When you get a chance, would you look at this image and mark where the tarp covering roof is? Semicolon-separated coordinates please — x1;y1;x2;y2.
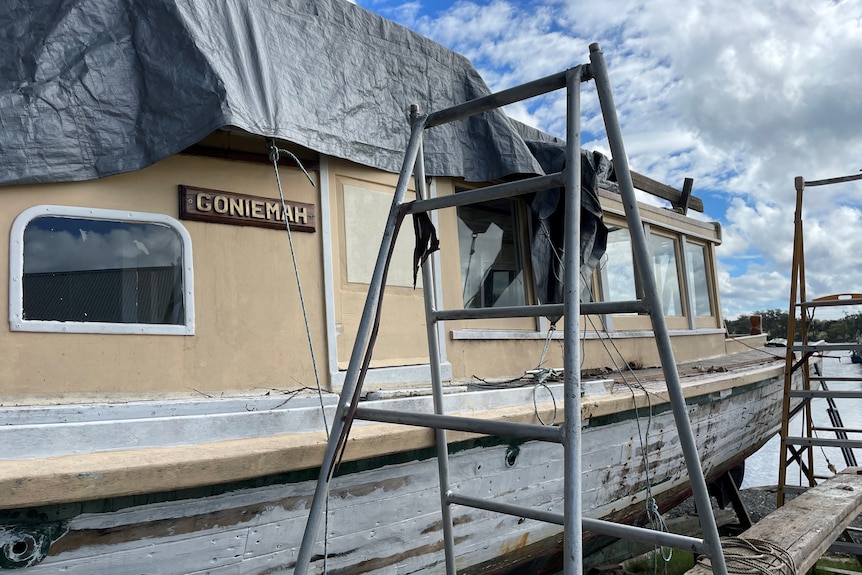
0;0;554;186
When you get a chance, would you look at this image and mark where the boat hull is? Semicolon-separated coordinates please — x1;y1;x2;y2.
0;357;794;574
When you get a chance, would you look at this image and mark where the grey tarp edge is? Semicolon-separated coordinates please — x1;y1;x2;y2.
0;0;549;187
513;120;610;315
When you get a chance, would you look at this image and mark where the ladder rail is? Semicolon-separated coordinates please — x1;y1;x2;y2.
412;126;459;575
353;406;563;442
562;65;585;575
432;299;649;321
777;174;862;506
293;113;429;575
425;69;574;128
589;43;728;575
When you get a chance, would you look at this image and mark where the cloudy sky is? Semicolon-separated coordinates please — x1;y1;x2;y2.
356;0;862;320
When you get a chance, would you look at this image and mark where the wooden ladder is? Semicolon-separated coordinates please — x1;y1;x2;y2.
777;172;862;558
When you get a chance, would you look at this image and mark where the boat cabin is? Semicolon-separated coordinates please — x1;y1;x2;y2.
2;127;725;400
0;0;731;402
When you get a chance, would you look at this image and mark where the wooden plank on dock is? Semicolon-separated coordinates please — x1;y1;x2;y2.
686;467;862;575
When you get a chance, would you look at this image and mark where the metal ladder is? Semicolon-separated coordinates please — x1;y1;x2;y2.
777;172;862;556
295;43;727;575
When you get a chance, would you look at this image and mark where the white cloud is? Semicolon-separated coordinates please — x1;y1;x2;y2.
361;0;862;318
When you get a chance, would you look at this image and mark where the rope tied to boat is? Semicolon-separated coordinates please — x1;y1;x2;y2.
696;537;796;575
268;139;331;573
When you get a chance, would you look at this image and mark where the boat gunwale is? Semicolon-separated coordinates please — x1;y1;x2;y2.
0;349;786;509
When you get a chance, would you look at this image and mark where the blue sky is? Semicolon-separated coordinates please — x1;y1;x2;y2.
355;0;862;320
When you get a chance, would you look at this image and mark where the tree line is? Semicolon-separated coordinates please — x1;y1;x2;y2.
726;309;862;343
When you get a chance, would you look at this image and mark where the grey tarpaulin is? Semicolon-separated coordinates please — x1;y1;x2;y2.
1;0;608;301
515;121;610;318
0;0;548;186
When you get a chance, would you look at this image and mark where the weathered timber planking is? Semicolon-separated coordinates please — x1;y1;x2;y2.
36;526;246;574
686;468;862;575
4;354;795;574
1;357;784;509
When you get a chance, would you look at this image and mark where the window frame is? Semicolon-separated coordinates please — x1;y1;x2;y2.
681;235;718;328
646;226;686;320
9;205;195;335
455;191;533;311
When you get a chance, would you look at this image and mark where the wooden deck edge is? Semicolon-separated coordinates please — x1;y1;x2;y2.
0;363;783;509
686;467;862;574
0;402;554;508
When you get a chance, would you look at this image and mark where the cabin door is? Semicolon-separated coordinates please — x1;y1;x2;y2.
326;162;447;389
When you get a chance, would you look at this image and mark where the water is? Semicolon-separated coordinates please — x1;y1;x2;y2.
741;351;862;488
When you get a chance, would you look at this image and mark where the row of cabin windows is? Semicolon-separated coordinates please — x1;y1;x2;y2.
11;202;712;334
456;199;715;320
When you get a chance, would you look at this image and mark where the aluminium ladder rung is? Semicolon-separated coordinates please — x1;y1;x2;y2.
786;437;862;449
791;342;862;352
353;406;561;442
408;173;566;214
424;68;582;128
445;492;705;552
789;389;862;399
432;300;648;322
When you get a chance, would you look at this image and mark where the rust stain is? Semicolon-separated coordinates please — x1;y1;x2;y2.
500;532;530;555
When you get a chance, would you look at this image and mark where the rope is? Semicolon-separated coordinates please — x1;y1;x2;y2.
696;537;796;575
538;237;669;557
580;260;671;564
532;381;558;426
268;141;331;572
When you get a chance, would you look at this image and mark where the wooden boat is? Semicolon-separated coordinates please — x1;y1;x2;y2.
0;1;804;573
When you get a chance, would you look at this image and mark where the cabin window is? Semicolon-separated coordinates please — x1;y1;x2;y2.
648;232;684;316
10;206;194;335
457;199;526;308
684;240;713;317
602;227;638;308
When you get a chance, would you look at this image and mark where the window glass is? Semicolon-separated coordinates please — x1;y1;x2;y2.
604;227;637;304
648;233;683;316
457;199;525;308
11;207;194;334
685;241;713;317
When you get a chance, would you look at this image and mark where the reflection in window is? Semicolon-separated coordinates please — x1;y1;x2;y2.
685;241;713;317
648;233;683;316
11;206;194;334
458;199;525;308
23;217;183;323
604;227;637;306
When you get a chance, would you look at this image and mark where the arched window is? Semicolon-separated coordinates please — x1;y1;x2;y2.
10;206;194;335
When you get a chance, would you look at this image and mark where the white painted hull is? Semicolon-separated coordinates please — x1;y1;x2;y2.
0;357;795;574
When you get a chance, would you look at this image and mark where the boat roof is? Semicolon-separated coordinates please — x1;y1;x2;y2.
0;0;563;187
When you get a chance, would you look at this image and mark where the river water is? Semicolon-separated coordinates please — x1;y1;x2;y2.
741;351;862;488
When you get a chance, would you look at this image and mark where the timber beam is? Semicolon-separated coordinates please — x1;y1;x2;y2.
686;467;862;575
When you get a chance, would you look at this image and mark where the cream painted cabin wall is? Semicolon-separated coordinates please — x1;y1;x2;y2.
2;150;728;397
1;155;328;397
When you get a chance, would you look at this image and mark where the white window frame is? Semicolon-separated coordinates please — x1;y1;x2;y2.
9;205;195;335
